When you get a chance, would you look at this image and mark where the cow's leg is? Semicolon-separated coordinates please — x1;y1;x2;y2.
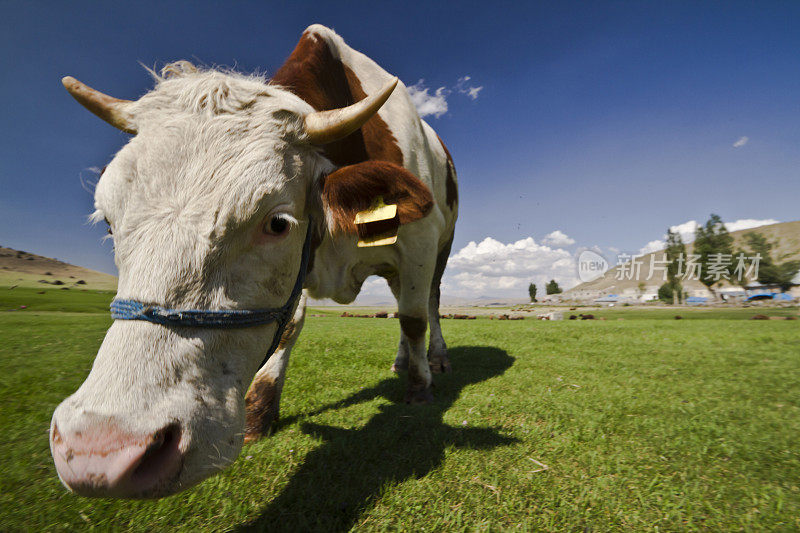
392;337;411;373
244;293;306;443
397;260;435;404
427;235;453;373
387;275;409;373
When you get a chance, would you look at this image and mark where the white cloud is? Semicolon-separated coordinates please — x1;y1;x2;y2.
724;218;779;232
448;237;567;276
448;272;523;293
638;239;665;255
542;230;575;247
407;80;449;118
407;75;484;119
467;86;483;100
733;136;749;148
668;220;700;243
441;236;579;298
455;75;483;101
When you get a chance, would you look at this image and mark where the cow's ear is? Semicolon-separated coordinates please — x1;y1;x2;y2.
320;161;434;237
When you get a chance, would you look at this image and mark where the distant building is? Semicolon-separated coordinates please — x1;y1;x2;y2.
718;286;746;302
745;281;796;302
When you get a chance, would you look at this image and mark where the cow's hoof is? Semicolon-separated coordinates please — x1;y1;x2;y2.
429;354;452;374
404;385;434;404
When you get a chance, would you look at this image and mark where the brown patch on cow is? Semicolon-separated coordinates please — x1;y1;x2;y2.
437;135;458;209
343;65;403;165
277;318;297;349
271;30;402;167
322;161;433;235
244;374;279;443
399;314;427;341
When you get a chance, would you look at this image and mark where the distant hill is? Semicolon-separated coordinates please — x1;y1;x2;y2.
0;247;116;291
565;220;800;299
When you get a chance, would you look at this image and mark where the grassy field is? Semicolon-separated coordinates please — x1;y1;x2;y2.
0;286;116;313
1;289;799;531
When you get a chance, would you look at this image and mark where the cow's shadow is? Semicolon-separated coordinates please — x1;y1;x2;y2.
238;346;515;532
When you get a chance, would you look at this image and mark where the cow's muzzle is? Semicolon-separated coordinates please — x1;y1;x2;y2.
50;414;183;498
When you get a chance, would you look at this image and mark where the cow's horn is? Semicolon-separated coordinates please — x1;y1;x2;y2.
304;77;398;145
62;76;137;134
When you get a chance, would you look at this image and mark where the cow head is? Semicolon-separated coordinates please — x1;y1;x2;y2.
50;63;399;498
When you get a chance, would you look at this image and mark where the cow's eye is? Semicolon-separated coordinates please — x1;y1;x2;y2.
104;217;112;235
263;214;290;236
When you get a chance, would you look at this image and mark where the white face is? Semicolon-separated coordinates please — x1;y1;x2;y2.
50;73;327;497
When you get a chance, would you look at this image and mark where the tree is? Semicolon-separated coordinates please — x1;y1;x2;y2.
545;279;562;295
744;232;771;258
762;261;800;292
528;282;537;302
693;214;733;300
658;282;675;304
665;229;685;304
739;232;800;292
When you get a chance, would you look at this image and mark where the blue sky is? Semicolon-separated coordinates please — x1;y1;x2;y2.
2;2;799;298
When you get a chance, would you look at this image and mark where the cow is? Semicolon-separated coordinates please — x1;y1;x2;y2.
50;24;458;499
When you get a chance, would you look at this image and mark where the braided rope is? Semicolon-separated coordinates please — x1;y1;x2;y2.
110;299;287;328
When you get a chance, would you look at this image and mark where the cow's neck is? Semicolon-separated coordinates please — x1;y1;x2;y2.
304;230;397;304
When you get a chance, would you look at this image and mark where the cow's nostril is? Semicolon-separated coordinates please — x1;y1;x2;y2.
130;424;182;487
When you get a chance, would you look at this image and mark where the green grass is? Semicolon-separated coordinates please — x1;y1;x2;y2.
0;286;114;313
1;291;799;531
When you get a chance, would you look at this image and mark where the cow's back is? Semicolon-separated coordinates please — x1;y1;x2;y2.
272;24;457;236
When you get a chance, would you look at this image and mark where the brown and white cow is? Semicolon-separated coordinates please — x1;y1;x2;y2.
50;25;458;498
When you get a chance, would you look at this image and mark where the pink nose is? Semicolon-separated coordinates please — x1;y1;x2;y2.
50;419;183;498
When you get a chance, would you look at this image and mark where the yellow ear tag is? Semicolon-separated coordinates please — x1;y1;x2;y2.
354;196;399;247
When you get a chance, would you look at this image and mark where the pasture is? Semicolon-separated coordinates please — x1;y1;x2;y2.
1;288;799;531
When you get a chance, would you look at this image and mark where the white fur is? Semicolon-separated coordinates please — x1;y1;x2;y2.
52;25;457;496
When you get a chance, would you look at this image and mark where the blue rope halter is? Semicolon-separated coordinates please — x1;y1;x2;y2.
110;217;314;369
